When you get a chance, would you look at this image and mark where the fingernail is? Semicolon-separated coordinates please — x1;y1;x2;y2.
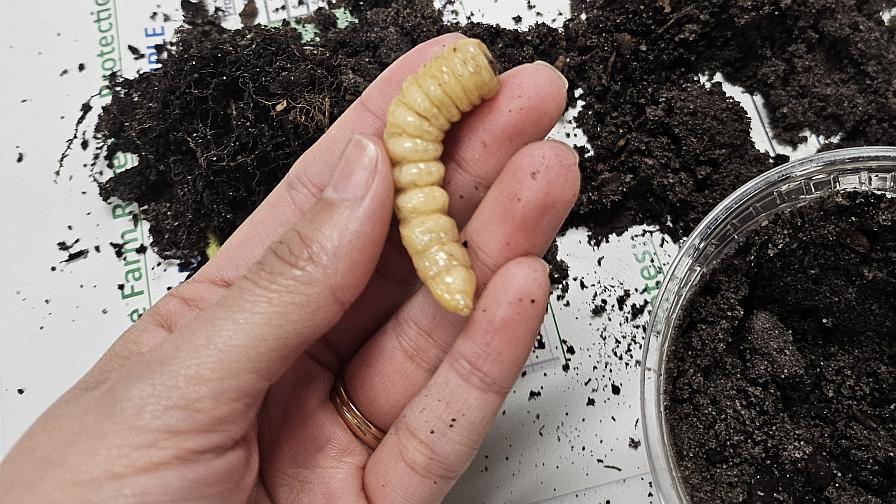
547;139;580;163
325;135;378;201
533;60;568;91
538;257;551;277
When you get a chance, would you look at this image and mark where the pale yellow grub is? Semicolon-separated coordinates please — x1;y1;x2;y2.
393;161;446;190
412;241;472;281
432;60;476;112
385;101;445;142
394;186;450;220
399;81;452;131
399;214;459;254
411;72;462;123
384;38;500;316
385;136;444;164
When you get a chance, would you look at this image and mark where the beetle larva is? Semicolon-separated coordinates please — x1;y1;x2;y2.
384;38;500;316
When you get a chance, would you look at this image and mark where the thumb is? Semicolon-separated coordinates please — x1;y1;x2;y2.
131;134;393;415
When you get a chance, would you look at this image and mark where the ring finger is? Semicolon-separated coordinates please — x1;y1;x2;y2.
365;256;549;503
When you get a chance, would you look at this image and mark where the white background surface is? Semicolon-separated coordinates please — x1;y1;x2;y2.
0;0;825;502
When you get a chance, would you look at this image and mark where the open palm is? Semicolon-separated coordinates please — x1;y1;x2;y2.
0;34;577;504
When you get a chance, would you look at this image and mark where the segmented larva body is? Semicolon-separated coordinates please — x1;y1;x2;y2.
384;39;500;316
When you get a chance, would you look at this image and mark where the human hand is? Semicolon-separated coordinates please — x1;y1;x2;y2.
0;33;578;503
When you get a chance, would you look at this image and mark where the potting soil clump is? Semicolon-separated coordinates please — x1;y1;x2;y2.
665;191;896;503
92;0;896;264
95;6;343;259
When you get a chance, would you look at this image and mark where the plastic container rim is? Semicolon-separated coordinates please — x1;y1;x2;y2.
640;146;896;504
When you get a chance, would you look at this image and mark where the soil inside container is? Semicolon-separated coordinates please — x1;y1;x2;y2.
664;191;896;503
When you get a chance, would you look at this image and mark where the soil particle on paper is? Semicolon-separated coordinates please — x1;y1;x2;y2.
150;11;174;22
590;298;608;317
126;44;145;60
543;240;570;291
666;191;896;503
239;0;259;27
56;239;80;252
109;241;127;258
62;249;90;263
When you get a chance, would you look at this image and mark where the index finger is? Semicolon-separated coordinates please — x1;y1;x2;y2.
195;33;467;283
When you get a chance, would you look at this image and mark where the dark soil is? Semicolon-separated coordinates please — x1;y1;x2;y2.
665;191;896;503
95;9;342;259
687;0;896;149
90;0;896;266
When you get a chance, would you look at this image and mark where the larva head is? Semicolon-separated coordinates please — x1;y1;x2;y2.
456;38;499;77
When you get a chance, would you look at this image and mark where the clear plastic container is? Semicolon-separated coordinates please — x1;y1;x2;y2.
640;146;896;503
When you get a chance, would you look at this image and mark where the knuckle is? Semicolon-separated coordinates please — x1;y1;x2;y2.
139;283;209;334
269;226;330;279
394;419;465;483
160;281;213;316
464;237;504;280
283;166;326;214
446;339;510;398
250;226;350;314
136;299;179;335
391;309;450;375
127;274;234;336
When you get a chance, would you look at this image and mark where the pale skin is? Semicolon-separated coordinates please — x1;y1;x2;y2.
0;34;578;503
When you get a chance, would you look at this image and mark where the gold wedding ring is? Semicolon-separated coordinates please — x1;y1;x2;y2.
330;376;386;450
